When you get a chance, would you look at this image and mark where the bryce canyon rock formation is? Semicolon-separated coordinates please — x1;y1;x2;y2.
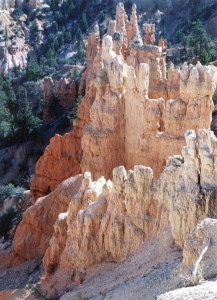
12;129;217;295
9;2;217;298
31;3;217;201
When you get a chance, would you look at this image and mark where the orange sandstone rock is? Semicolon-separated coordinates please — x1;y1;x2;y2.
30;25;100;202
31;2;217;200
11;175;83;265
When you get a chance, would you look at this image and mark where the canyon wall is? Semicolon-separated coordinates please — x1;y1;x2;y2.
0;11;29;75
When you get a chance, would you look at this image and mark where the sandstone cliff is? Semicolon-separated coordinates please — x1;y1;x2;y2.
11;175;83;265
30;25;101;201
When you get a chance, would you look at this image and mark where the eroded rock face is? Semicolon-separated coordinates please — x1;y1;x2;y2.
30;25;101;201
11;175;83;265
11;127;217;296
9;2;217;298
0;11;29;75
182;218;217;279
0;0;39;9
81;33;216;180
31;2;217;201
43;77;77;121
37;129;217;295
80;4;217;180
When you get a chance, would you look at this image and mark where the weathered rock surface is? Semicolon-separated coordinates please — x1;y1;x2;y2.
31;3;217;201
158;281;217;300
182;218;217;279
12;175;83;264
0;11;29;75
36;129;217;296
30;132;83;201
81;34;216;180
13;2;217;298
0;0;39;9
43;77;77;121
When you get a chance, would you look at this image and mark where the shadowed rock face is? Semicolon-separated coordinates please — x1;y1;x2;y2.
11;175;83;265
30;25;101;202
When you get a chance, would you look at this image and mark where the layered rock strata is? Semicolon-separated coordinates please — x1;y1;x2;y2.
82;37;216;180
9;2;217;298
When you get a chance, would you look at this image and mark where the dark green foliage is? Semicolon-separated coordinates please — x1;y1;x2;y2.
68;95;83;120
30;20;39;38
16;102;41;140
0;207;22;238
34;0;116;70
11;8;22;21
73;66;82;83
0;77;42;142
0;183;24;204
46;47;57;67
124;0;133;15
213;87;217;105
80;13;88;33
179;19;216;64
25;53;43;81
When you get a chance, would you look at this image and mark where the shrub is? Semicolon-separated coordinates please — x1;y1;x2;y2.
0;207;22;238
0;183;24;204
68;95;83;120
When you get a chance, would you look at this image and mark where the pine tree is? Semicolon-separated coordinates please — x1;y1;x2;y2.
15;89;41;140
80;13;88;33
26;53;43;81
